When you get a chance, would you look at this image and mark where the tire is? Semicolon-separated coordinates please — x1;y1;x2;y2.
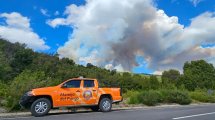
30;98;51;117
91;106;99;112
99;98;112;112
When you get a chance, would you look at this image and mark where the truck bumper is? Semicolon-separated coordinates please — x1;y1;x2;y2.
19;93;34;108
113;97;123;104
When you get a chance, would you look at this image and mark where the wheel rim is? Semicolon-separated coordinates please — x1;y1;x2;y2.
35;101;48;113
102;100;110;110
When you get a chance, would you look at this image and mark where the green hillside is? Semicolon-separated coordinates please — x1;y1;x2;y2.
0;38;157;110
0;38;215;111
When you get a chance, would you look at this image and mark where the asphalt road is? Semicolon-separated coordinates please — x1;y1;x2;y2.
1;104;215;120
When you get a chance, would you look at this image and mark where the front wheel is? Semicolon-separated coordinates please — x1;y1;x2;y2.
99;98;112;112
30;98;51;117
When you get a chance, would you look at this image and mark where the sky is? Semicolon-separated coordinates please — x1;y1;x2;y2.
0;0;215;74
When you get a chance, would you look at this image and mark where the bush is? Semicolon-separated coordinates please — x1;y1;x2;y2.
126;90;162;105
126;89;191;106
149;76;160;90
161;90;191;105
138;90;162;106
190;90;215;103
0;81;8;98
5;70;48;111
126;91;141;104
0;81;8;107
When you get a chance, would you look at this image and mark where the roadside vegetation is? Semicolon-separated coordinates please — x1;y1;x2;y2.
125;89;191;106
0;38;215;111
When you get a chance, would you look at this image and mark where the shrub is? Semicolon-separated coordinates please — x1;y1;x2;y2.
126;91;141;104
0;81;8;107
149;76;160;90
5;70;48;111
0;81;8;98
126;89;191;106
161;90;191;105
161;83;177;90
189;90;215;103
138;90;162;106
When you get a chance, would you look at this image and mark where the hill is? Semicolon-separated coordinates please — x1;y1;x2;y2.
1;38;215;111
0;38;157;110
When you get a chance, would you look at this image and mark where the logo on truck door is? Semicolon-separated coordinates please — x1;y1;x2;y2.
83;90;92;100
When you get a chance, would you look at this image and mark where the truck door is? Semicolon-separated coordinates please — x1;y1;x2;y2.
77;80;98;105
56;80;82;107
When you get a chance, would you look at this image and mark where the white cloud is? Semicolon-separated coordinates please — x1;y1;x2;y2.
0;12;50;51
1;12;30;30
189;0;203;7
79;50;102;65
48;0;215;72
40;9;50;17
46;18;67;28
47;4;84;28
105;64;124;72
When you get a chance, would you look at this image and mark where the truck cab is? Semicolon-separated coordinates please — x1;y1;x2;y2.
20;78;122;117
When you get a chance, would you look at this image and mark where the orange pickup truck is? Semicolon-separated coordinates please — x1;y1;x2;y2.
19;77;122;117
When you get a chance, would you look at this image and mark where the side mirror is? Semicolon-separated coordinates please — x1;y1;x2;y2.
61;83;67;88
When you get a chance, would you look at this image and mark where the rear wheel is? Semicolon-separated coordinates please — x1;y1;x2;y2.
30;98;51;117
99;98;112;112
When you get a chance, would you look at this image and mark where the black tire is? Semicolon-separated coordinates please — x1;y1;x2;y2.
91;106;99;111
99;98;112;112
30;98;51;117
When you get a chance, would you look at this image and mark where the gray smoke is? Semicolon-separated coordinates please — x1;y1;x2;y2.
47;0;215;73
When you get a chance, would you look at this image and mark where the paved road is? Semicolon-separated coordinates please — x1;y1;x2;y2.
1;104;215;120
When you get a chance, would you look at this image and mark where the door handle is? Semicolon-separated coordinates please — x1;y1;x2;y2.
76;90;80;92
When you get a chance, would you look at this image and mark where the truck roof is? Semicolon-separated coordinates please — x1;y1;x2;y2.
70;78;96;80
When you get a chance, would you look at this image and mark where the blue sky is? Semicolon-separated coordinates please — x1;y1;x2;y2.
157;0;215;26
0;0;215;74
0;0;85;53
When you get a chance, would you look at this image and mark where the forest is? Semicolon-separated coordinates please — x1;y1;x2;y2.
0;38;215;111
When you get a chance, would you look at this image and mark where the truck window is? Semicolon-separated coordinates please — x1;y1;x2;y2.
84;80;94;88
64;80;81;88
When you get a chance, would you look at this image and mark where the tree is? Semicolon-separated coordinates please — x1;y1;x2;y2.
6;70;48;110
149;75;160;90
162;69;180;85
182;60;215;90
120;72;133;91
140;76;160;90
0;51;11;80
10;48;34;74
86;63;94;68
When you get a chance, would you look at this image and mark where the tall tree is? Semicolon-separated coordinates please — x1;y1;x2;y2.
182;60;215;90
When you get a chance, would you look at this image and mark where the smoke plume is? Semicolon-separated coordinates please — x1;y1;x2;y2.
47;0;215;73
